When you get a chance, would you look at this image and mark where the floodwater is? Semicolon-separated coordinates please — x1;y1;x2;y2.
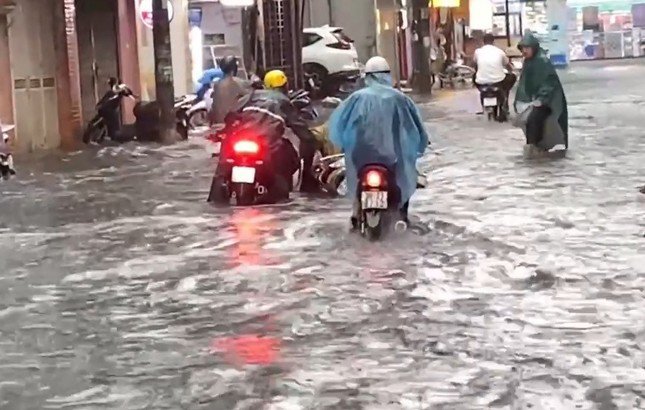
0;60;644;409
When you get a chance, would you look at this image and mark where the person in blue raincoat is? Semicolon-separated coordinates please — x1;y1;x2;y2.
329;56;429;226
195;63;224;101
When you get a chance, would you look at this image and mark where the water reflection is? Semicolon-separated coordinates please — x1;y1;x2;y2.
211;334;282;366
227;208;280;267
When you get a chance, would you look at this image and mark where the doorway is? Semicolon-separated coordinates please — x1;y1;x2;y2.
75;0;120;124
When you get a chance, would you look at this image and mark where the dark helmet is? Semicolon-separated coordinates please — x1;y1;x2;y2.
220;56;239;77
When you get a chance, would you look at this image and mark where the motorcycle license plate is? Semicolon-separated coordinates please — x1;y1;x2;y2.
231;166;256;184
361;191;388;210
483;97;498;107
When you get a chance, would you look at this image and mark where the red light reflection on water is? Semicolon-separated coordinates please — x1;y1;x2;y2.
229;208;280;267
211;334;281;366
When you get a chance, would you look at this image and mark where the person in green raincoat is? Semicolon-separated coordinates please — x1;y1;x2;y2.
515;32;569;149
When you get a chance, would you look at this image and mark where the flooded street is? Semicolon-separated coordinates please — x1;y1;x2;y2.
1;60;644;409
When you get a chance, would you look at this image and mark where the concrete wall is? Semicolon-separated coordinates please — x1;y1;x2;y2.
135;0;192;100
8;0;60;152
304;0;376;62
375;0;400;83
195;1;244;68
0;14;13;127
117;0;142;123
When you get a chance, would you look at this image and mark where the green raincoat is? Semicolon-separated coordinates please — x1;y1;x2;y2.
515;32;569;148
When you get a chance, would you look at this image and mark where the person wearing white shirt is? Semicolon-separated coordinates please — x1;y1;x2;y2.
473;34;516;116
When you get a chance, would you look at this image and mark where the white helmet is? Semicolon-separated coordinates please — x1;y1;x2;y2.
364;56;391;74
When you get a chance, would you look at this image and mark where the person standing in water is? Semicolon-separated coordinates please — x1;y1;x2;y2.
515;31;569;149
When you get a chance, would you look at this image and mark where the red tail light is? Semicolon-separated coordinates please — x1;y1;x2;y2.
327;41;351;50
233;140;260;155
365;170;384;188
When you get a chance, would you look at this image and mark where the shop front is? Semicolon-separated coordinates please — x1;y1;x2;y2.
568;0;645;60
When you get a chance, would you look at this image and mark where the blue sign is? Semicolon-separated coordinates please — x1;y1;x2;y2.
188;7;202;27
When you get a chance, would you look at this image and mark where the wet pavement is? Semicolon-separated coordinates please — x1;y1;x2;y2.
1;60;644;409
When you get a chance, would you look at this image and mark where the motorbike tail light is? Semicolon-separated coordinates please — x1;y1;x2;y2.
327;41;351;50
365;170;384;188
233;140;260;155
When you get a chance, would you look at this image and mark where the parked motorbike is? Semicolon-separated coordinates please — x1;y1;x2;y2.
437;57;475;89
0;124;15;180
314;153;427;197
314;154;347;195
305;71;360;99
288;89;319;122
82;83;136;144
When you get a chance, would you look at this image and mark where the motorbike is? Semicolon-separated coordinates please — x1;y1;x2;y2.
206;89;318;158
304;71;359;99
174;90;212;133
437;57;475;89
206;89;316;206
314;152;428;198
173;94;198;140
354;165;408;241
479;85;505;122
82;83;136;144
288;89;318;122
207;129;299;206
0;124;15;180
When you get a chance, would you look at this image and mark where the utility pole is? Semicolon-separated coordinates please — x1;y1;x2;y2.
504;0;511;47
152;0;176;142
411;0;432;94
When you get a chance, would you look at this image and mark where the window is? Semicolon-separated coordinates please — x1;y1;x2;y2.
492;13;523;37
331;29;354;44
204;33;225;46
303;33;322;47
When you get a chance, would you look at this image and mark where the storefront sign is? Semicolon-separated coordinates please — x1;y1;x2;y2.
139;0;174;28
220;0;255;6
431;0;460;7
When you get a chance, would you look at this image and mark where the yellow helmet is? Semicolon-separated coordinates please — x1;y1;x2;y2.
264;70;288;89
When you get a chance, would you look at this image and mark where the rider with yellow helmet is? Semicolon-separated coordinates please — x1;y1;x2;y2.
263;69;289;91
207;68;318;203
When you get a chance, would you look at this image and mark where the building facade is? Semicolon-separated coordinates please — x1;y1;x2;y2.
0;0;191;153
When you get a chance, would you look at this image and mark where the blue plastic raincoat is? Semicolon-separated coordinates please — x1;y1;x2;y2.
195;68;224;100
329;74;429;205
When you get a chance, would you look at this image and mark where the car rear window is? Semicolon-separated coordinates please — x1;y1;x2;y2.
331;29;353;44
303;33;323;47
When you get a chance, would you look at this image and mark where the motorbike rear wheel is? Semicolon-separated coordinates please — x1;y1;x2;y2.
82;120;107;144
232;183;256;206
362;210;384;241
188;108;208;129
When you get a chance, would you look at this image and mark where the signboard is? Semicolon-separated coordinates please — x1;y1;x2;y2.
220;0;255;6
139;0;174;28
546;0;569;67
431;0;460;7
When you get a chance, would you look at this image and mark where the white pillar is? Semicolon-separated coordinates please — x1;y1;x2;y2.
546;0;569;67
134;0;190;99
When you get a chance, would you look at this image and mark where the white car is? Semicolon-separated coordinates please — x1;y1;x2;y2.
302;26;361;94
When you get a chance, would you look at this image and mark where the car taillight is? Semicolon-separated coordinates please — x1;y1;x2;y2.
327;41;351;50
365;170;384;188
233;140;260;155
